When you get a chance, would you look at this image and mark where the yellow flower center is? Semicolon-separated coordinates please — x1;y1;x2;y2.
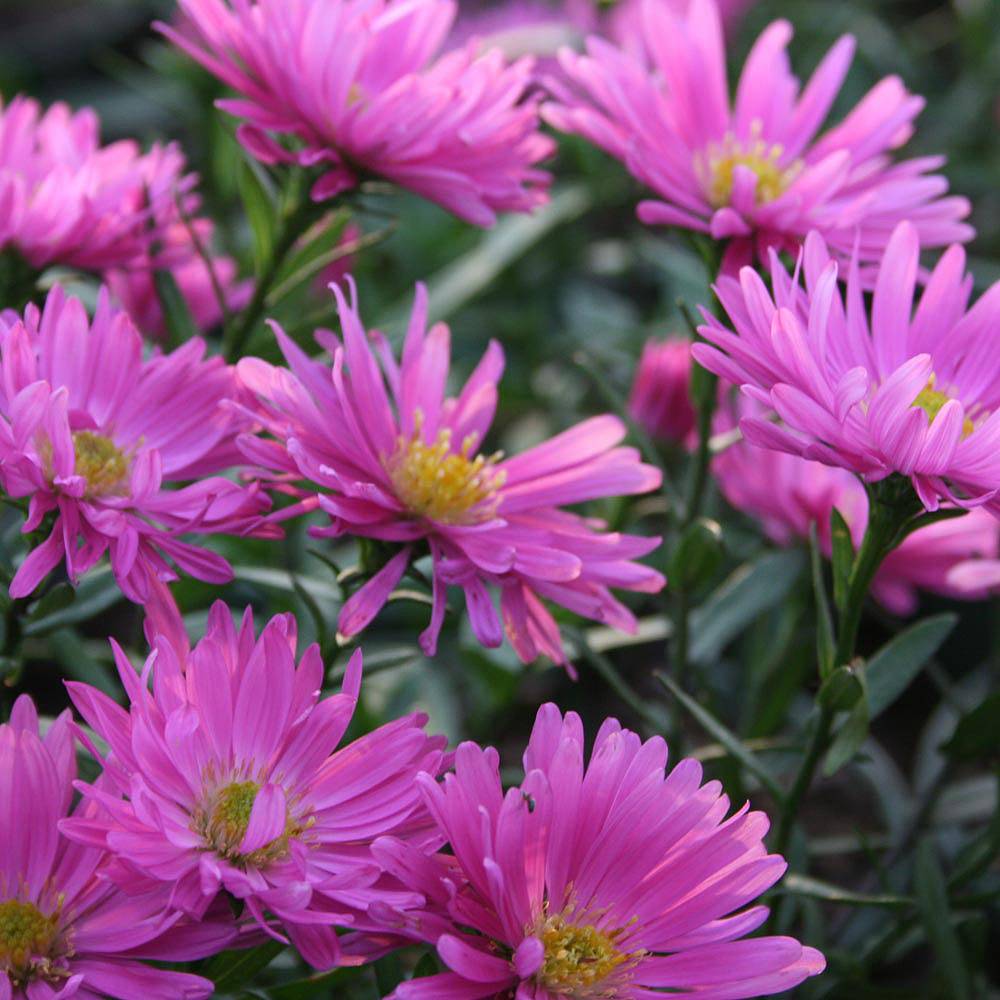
195;780;303;868
536;914;644;998
385;416;505;525
699;126;799;209
911;377;975;438
72;431;130;497
0;900;61;986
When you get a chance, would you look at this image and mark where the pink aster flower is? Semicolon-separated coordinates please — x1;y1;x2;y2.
106;219;251;341
0;694;232;999
0;94;198;275
712;405;1000;615
543;0;971;273
629;337;697;446
0;285;269;603
693;222;1000;517
236;280;664;669
371;703;826;999
63;603;448;970
158;0;554;227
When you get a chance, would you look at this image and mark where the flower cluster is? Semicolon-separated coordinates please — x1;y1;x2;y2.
1;605;824;998
694;221;1000;518
544;0;972;273
159;0;555;226
0;286;269;603
713;399;1000;615
236;280;665;669
0;694;233;999
0;94;244;334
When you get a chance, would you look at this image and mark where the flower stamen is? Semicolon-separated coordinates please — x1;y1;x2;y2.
698;123;800;209
71;431;131;498
194;780;304;868
534;911;645;998
911;376;976;438
386;412;505;525
0;899;62;987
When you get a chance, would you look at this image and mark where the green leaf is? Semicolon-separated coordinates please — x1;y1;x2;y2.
153;268;200;348
668;518;723;593
28;582;75;622
942;692;1000;762
655;671;784;801
781;873;911;909
266;968;365;999
823;698;869;777
818;663;865;714
867;613;957;720
829;507;854;614
915;839;973;1000
205;941;285;994
808;523;835;678
239;159;277;275
23;567;123;636
689;549;806;665
380;184;592;329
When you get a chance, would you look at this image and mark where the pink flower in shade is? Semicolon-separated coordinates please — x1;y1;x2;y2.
0;695;233;999
0;285;270;603
693;221;1000;518
543;0;972;274
371;704;826;999
157;0;555;227
235;281;665;670
106;220;251;341
629;338;697;447
712;404;1000;615
0;95;198;274
62;603;448;971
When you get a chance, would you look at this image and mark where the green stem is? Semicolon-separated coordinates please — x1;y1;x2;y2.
769;483;918;926
223;193;319;361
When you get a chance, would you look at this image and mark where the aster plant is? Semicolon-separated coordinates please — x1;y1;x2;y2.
235;280;665;670
0;0;997;995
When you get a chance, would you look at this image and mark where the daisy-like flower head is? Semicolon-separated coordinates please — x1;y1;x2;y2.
0;94;198;275
106;218;251;341
371;703;826;999
629;337;697;447
693;221;1000;518
236;280;665;670
157;0;555;227
713;400;1000;615
1;695;233;999
63;602;448;970
543;0;972;274
0;285;270;603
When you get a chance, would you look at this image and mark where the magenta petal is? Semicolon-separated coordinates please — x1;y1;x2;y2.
239;784;288;854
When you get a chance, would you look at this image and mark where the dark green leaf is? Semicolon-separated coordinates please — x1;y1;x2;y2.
668;517;723;592
818;664;865;714
867;613;957;720
915;839;973;1000
266;967;366;999
689;550;806;665
942;693;1000;762
823;698;870;776
28;582;75;622
153;268;200;347
781;873;911;909
656;671;784;801
239;160;277;275
24;567;123;636
205;942;285;993
830;507;854;614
